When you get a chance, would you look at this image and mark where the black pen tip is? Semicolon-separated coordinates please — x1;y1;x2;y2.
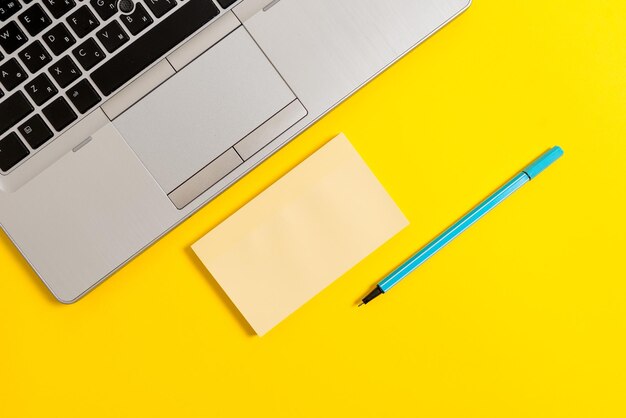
360;286;384;306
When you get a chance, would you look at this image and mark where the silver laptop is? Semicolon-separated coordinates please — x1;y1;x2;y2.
0;0;471;302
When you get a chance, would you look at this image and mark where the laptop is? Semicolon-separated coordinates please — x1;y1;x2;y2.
0;0;471;303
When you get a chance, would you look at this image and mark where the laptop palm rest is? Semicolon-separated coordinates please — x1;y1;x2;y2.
113;27;306;209
0;122;180;303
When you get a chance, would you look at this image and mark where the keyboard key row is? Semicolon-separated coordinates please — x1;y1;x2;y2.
1;53;84;93
5;2;98;49
0;21;78;60
2;20;74;60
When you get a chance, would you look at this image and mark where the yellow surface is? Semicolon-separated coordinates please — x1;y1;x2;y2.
1;1;625;417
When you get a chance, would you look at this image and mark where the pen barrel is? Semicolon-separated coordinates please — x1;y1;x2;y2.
378;172;531;292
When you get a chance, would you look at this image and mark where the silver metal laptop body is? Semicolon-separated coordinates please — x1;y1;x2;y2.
0;0;471;302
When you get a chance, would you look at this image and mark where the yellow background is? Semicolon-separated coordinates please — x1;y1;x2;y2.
1;1;625;416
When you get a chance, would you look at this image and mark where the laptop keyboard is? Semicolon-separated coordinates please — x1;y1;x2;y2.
0;0;237;174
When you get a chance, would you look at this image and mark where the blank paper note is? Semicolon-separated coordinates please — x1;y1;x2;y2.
192;134;409;336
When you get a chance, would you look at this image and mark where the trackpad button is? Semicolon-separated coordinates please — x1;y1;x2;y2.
113;27;296;194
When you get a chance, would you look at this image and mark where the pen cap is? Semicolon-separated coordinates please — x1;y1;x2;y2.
523;146;564;179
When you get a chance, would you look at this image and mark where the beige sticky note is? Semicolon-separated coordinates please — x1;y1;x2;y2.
192;134;408;335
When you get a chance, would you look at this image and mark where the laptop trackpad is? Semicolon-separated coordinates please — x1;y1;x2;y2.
113;27;298;197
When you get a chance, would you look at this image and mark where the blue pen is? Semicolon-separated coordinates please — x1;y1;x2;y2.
359;146;564;306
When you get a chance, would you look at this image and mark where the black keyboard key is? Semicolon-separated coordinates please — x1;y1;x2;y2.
18;40;52;73
92;0;219;95
96;20;128;53
43;23;76;55
144;0;176;19
42;96;76;131
72;37;104;70
0;87;3;98
18;115;53;149
25;73;57;105
0;0;22;22
0;58;28;91
90;0;116;21
18;114;53;148
120;3;152;35
0;132;29;171
18;4;52;36
66;78;100;113
216;0;237;8
0;91;33;135
48;55;80;87
67;5;99;38
41;0;76;19
0;21;28;54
